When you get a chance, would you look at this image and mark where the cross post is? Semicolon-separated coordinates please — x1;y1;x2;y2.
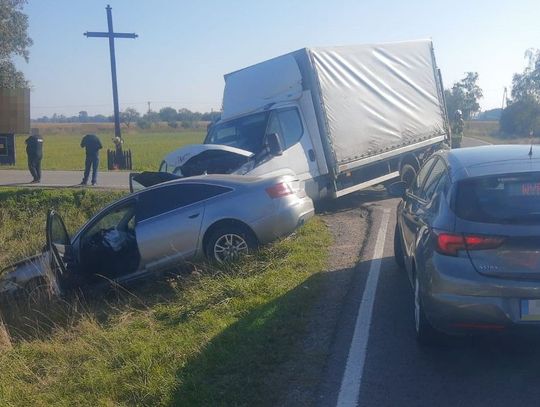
84;5;137;169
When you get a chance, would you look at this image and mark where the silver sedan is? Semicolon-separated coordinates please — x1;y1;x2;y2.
1;172;314;296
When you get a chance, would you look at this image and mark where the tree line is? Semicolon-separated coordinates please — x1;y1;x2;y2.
2;0;538;138
34;107;221;129
499;49;540;137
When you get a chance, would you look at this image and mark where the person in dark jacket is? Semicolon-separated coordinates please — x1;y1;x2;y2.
25;129;43;183
80;134;103;185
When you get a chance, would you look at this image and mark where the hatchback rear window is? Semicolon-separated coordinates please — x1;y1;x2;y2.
455;172;540;224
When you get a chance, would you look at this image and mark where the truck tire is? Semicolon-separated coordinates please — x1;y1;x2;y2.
400;164;417;188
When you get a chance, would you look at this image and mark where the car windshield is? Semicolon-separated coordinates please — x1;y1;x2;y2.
455;172;540;224
205;112;269;154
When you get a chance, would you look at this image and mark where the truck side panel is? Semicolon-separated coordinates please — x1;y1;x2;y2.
308;40;448;168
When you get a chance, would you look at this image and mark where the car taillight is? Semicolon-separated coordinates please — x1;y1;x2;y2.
266;182;293;199
434;230;505;256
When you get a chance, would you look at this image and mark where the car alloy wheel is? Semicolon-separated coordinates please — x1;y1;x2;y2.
213;233;249;263
414;274;440;345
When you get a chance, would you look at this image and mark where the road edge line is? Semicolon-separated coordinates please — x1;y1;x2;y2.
335;207;391;407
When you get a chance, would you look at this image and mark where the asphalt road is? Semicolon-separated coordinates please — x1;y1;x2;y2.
322;198;540;407
0;169;130;189
319;138;540;407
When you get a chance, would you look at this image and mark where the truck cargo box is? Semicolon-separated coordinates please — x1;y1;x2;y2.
222;40;448;175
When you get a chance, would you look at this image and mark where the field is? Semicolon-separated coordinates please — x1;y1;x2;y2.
10;123;206;172
464;120;539;145
0;188;331;406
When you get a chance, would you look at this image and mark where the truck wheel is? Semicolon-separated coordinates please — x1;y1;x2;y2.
400;164;417;188
205;225;257;263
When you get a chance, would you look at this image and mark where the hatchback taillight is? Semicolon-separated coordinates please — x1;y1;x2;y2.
266;182;293;199
433;230;505;256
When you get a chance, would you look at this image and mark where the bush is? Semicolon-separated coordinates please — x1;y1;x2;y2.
136;119;151;129
167;121;178;128
500;99;540;137
181;120;192;129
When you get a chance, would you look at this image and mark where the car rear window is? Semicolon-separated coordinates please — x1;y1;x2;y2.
138;183;232;221
455;172;540;224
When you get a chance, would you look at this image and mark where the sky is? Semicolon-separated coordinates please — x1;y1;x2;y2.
15;0;540;118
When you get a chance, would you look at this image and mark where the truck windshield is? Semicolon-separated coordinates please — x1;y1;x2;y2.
205;112;269;154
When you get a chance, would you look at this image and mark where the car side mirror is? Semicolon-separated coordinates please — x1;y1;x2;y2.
387;181;408;198
266;133;283;156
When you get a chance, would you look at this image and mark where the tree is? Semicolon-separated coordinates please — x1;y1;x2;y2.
511;49;540;102
78;111;89;123
0;0;32;88
159;107;178;122
500;49;540;137
120;107;140;128
444;72;483;120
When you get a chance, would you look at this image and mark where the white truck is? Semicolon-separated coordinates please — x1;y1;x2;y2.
156;39;450;200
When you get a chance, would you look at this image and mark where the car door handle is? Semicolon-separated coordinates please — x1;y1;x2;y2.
308;149;316;162
188;213;200;219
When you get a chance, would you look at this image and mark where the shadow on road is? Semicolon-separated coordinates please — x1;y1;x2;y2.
315;186;391;215
359;256;540;407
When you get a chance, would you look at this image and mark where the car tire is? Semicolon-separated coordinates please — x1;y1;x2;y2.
414;274;440;346
205;225;257;263
394;223;405;268
400;164;417;188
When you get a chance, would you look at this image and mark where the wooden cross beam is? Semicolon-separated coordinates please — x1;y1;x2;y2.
84;5;137;140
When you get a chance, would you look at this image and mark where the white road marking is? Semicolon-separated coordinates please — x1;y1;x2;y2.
336;207;391;407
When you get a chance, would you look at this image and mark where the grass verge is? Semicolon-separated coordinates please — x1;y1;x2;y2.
0;188;126;268
0;191;331;406
11;130;205;172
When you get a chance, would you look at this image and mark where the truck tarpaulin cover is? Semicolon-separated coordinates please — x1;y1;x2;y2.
309;40;446;165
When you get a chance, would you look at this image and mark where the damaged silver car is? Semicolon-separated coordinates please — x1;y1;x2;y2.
0;173;314;297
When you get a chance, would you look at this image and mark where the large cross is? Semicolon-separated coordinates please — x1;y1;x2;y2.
84;5;137;141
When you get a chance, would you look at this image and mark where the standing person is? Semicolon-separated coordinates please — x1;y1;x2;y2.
451;109;464;149
25;128;43;183
80;133;102;185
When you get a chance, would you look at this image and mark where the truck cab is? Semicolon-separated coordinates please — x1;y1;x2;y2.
204;98;325;198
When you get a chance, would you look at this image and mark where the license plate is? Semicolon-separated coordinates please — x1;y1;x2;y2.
521;300;540;321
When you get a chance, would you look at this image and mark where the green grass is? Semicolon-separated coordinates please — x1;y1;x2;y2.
0;188;331;406
464;120;539;145
0;188;126;268
11;130;205;172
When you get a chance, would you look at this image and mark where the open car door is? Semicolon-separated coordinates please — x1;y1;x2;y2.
46;209;72;291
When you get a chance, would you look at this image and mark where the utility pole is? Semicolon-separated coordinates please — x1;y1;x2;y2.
84;5;137;169
147;101;151;113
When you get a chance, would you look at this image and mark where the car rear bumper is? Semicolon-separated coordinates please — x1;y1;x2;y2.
251;196;315;244
422;255;540;335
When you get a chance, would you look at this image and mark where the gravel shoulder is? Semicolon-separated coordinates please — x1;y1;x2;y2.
276;192;375;406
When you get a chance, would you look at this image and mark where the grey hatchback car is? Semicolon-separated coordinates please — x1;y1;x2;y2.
392;145;540;344
0;172;314;297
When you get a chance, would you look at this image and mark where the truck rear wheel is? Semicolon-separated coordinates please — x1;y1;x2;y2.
400;164;417;188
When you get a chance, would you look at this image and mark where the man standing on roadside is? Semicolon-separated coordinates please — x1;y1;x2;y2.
80;133;102;186
451;110;464;148
25;128;43;183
